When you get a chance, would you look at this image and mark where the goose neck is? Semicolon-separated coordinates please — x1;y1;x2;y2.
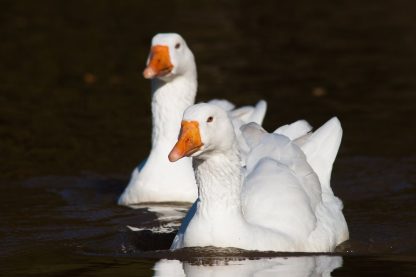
193;145;243;216
151;76;197;146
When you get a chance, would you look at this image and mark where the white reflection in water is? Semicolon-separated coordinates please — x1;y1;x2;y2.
153;256;342;277
126;203;191;233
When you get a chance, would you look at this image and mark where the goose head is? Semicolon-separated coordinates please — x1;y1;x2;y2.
168;103;236;162
143;33;196;81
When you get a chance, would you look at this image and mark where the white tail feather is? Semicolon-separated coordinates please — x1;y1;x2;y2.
300;117;342;191
230;100;267;125
274;120;312;140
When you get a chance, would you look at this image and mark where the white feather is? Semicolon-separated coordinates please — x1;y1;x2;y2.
171;104;349;252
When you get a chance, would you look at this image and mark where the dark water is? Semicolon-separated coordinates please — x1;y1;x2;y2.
1;0;416;276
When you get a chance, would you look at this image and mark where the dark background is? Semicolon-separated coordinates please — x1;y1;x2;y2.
1;0;415;180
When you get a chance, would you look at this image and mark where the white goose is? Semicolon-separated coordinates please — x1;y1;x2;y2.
118;33;267;205
168;103;349;252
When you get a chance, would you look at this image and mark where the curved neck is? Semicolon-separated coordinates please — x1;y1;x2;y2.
193;144;243;217
151;75;197;147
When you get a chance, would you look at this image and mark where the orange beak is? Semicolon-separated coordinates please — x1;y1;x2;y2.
143;45;173;79
168;121;203;162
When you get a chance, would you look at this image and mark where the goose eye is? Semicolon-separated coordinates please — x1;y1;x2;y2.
175;43;181;49
206;116;213;123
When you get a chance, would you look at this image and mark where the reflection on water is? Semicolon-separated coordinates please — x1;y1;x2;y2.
126;203;191;234
153;256;342;277
0;157;415;274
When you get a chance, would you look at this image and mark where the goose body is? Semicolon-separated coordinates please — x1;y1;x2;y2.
118;34;198;205
169;103;349;252
118;33;267;205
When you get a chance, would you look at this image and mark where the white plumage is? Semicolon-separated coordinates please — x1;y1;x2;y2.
170;103;349;252
118;33;267;205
